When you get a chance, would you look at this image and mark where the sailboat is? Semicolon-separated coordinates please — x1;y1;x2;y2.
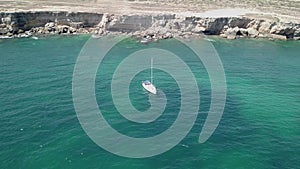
142;57;157;94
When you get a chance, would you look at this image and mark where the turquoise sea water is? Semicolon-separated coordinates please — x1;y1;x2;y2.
0;36;299;169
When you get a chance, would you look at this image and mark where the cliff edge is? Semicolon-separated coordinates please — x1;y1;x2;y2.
0;0;299;40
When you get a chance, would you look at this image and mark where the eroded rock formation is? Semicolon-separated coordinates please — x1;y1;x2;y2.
0;11;300;40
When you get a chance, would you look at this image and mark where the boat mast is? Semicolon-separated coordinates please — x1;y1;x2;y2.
151;57;153;84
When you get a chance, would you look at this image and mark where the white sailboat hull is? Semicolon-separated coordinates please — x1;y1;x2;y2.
142;82;157;94
142;57;156;94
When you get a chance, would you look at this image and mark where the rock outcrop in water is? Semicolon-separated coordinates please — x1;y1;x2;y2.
0;11;300;40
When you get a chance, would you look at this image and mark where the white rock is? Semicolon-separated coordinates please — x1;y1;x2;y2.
247;28;259;37
258;22;272;33
220;33;227;38
239;28;248;36
1;16;11;25
192;26;206;33
224;27;239;39
227;34;236;40
0;28;9;34
157;20;167;27
45;22;55;28
270;34;287;40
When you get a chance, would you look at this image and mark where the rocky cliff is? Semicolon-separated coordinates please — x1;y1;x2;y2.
0;11;299;40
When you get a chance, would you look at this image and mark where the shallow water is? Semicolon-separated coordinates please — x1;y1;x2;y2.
0;36;299;169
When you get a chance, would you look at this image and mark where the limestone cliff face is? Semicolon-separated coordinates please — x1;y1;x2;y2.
106;15;153;32
0;11;299;40
0;12;103;37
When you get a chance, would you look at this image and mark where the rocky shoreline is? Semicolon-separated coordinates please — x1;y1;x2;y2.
1;11;300;41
